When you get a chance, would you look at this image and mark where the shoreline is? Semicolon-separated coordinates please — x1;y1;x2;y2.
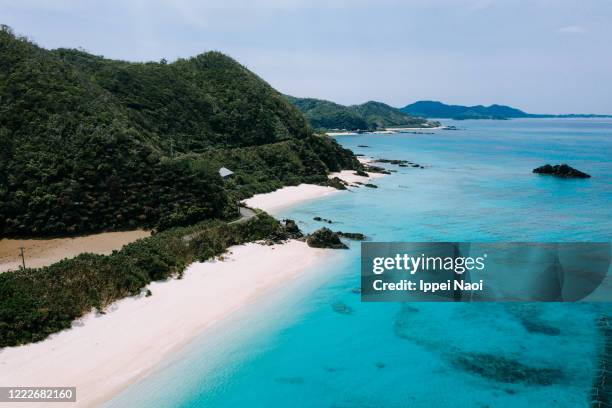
0;167;386;408
242;166;385;214
385;125;445;131
0;166;384;407
0;240;336;408
325;126;444;136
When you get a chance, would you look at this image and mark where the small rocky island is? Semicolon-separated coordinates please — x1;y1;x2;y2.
533;164;591;179
306;228;348;249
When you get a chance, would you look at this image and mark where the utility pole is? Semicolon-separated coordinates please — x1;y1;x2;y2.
19;246;26;269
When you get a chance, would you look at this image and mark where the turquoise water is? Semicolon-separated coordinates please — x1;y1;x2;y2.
106;118;612;407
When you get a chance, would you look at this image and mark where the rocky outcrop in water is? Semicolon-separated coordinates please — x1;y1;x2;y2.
283;219;302;237
373;158;426;169
337;231;366;240
306;228;348;249
327;177;348;190
374;159;409;165
533;164;591;178
264;219;303;244
363;164;391;174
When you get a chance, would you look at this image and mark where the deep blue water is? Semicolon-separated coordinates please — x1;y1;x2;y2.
106;118;612;408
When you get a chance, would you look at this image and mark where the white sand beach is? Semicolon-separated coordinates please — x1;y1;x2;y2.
0;166;388;408
325;127;443;136
242;184;339;214
242;167;385;214
0;230;150;273
325;131;358;136
385;126;444;131
0;240;333;408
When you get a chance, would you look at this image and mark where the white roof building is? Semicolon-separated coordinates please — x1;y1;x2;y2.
218;167;234;178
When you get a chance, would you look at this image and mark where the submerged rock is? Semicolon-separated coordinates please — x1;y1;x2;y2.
357;144;370;148
332;301;354;315
510;307;561;336
364;164;391;174
313;216;333;224
364;183;378;188
374;158;409;165
451;352;563;385
533;164;591;178
521;319;561;336
337;231;366;240
354;169;369;177
274;376;304;385
306;228;348;249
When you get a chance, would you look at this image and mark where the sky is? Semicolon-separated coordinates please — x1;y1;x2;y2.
1;0;611;114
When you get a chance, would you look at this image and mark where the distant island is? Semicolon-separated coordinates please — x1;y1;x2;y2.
401;100;612;120
286;96;439;131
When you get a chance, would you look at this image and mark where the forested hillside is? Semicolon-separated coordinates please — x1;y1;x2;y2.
401;100;528;119
286;96;431;131
352;101;432;129
401;100;612;119
0;26;358;237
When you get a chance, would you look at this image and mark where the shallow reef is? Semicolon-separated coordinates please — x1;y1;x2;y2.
332;301;354;315
450;352;563;386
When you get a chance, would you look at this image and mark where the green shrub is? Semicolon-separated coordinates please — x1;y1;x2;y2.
0;214;280;347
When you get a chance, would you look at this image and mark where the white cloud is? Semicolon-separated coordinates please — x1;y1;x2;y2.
558;25;587;34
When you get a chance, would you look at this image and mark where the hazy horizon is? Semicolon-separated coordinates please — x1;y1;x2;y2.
2;0;611;114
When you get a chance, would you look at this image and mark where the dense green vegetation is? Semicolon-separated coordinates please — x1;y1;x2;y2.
200;136;359;199
0;26;358;237
402;100;612;119
285;96;369;130
0;25;360;347
401;100;528;120
0;213;291;347
286;96;431;131
351;101;432;129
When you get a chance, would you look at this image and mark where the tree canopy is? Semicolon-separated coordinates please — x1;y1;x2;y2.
286;95;431;131
0;26;358;237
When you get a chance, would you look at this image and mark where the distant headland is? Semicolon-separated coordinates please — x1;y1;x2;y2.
286;96;439;132
401;100;612;120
